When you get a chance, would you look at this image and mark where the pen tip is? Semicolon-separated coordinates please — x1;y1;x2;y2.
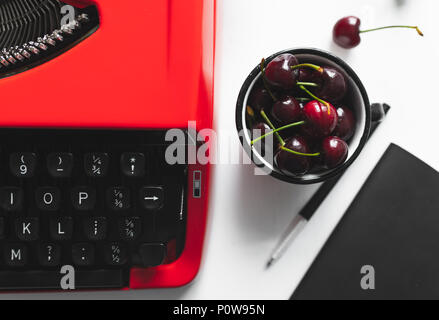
266;258;274;269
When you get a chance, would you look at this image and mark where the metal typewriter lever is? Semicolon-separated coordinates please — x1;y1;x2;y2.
0;0;99;79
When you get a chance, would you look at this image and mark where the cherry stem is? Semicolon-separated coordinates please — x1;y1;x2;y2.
299;85;329;107
260;58;278;102
291;63;323;73
251;121;305;145
296;82;319;88
260;110;285;146
360;25;424;37
295;97;311;102
280;146;321;157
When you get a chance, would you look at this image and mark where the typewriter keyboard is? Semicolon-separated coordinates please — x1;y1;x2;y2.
0;128;188;290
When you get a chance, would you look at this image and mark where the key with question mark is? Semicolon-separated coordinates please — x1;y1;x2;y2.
38;243;61;266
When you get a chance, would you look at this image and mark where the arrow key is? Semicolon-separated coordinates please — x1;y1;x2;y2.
140;186;164;211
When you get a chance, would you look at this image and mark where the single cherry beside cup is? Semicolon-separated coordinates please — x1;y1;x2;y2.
333;16;361;49
321;136;349;169
333;16;424;49
302;100;338;137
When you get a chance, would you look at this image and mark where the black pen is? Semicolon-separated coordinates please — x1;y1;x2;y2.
266;104;390;268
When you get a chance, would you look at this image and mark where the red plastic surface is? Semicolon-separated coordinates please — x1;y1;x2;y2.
0;0;214;132
0;0;215;289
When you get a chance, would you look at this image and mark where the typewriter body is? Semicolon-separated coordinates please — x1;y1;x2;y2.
0;0;215;291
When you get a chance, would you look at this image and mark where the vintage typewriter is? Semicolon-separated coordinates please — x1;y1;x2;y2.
0;0;215;291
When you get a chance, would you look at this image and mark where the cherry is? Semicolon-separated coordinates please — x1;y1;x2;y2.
297;66;346;102
299;68;323;87
248;86;274;112
274;136;312;176
271;95;302;124
302;100;338;137
264;53;299;90
333;16;361;49
251;122;271;139
251;122;273;154
314;67;347;102
333;16;424;49
321;136;349;169
333;106;356;141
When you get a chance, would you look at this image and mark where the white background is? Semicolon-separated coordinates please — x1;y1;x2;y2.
5;0;439;299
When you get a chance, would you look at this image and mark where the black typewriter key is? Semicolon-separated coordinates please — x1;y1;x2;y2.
84;153;109;177
107;187;130;211
83;217;107;240
72;243;95;266
138;243;167;267
50;217;73;240
71;187;96;211
15;217;39;241
38;243;61;267
140;186;164;211
4;244;28;267
121;153;145;177
10;153;37;178
35;187;60;211
47;153;74;178
0;187;23;212
118;217;142;241
104;243;128;266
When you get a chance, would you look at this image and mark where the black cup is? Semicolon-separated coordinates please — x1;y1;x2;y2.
236;48;384;184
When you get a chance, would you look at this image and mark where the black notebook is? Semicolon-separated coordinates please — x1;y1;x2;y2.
292;144;439;300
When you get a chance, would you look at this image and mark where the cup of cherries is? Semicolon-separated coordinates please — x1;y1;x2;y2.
236;48;377;184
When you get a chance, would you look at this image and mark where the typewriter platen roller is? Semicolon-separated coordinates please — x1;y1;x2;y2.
0;0;215;291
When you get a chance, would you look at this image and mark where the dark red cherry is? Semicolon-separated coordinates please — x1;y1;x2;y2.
271;96;302;124
299;68;323;86
333;16;361;49
333;106;356;141
248;86;273;112
264;53;299;90
275;136;311;176
251;122;271;138
251;122;272;153
333;16;423;49
302;100;338;137
314;67;347;102
321;136;349;169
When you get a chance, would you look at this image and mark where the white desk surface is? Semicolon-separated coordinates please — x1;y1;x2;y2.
5;0;439;300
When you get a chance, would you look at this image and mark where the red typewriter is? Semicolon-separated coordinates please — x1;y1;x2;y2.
0;0;215;291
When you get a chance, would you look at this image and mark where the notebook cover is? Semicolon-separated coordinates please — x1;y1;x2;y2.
292;144;439;300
